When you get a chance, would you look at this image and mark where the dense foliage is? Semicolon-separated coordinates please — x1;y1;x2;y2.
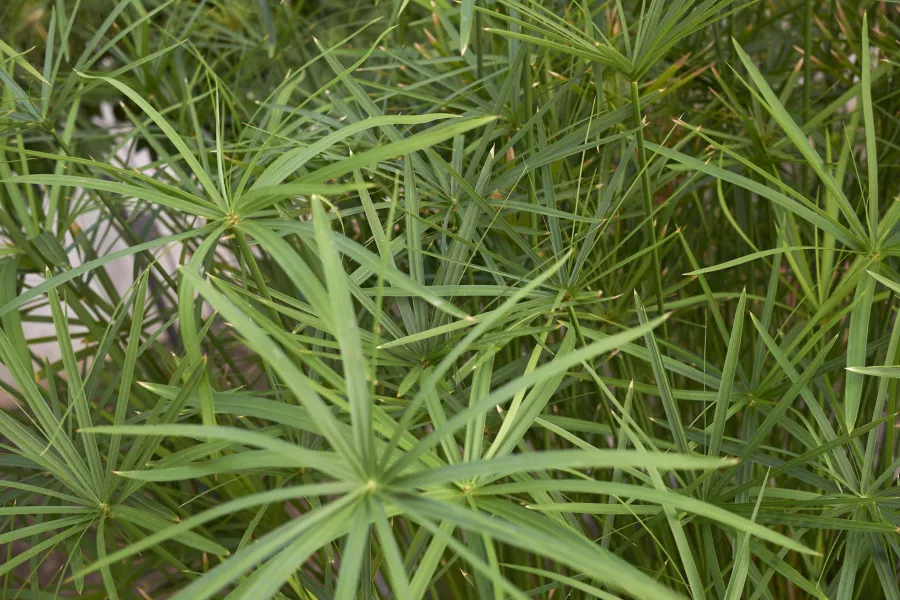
1;1;899;598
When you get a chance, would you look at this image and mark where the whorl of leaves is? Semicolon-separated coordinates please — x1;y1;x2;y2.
0;1;898;599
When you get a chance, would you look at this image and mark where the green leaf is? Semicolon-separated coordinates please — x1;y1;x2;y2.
298;116;497;184
459;0;475;55
250;114;460;190
0;38;49;83
29;231;70;267
395;449;735;488
75;72;227;210
708;289;746;460
635;292;689;455
502;480;815;555
684;247;814;276
4;175;223;218
0;225;215;319
311;197;373;471
179;269;363;474
845;273;876;430
732;39;866;241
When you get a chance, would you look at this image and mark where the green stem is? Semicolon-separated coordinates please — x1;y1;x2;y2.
567;305;617;439
803;0;812;119
630;81;666;326
524;47;538;248
802;0;812;195
475;9;483;83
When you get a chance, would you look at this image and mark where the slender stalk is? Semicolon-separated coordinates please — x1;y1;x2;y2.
630;81;666;325
524;48;538;247
802;0;812;195
803;0;812;120
567;305;617;439
475;9;483;82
